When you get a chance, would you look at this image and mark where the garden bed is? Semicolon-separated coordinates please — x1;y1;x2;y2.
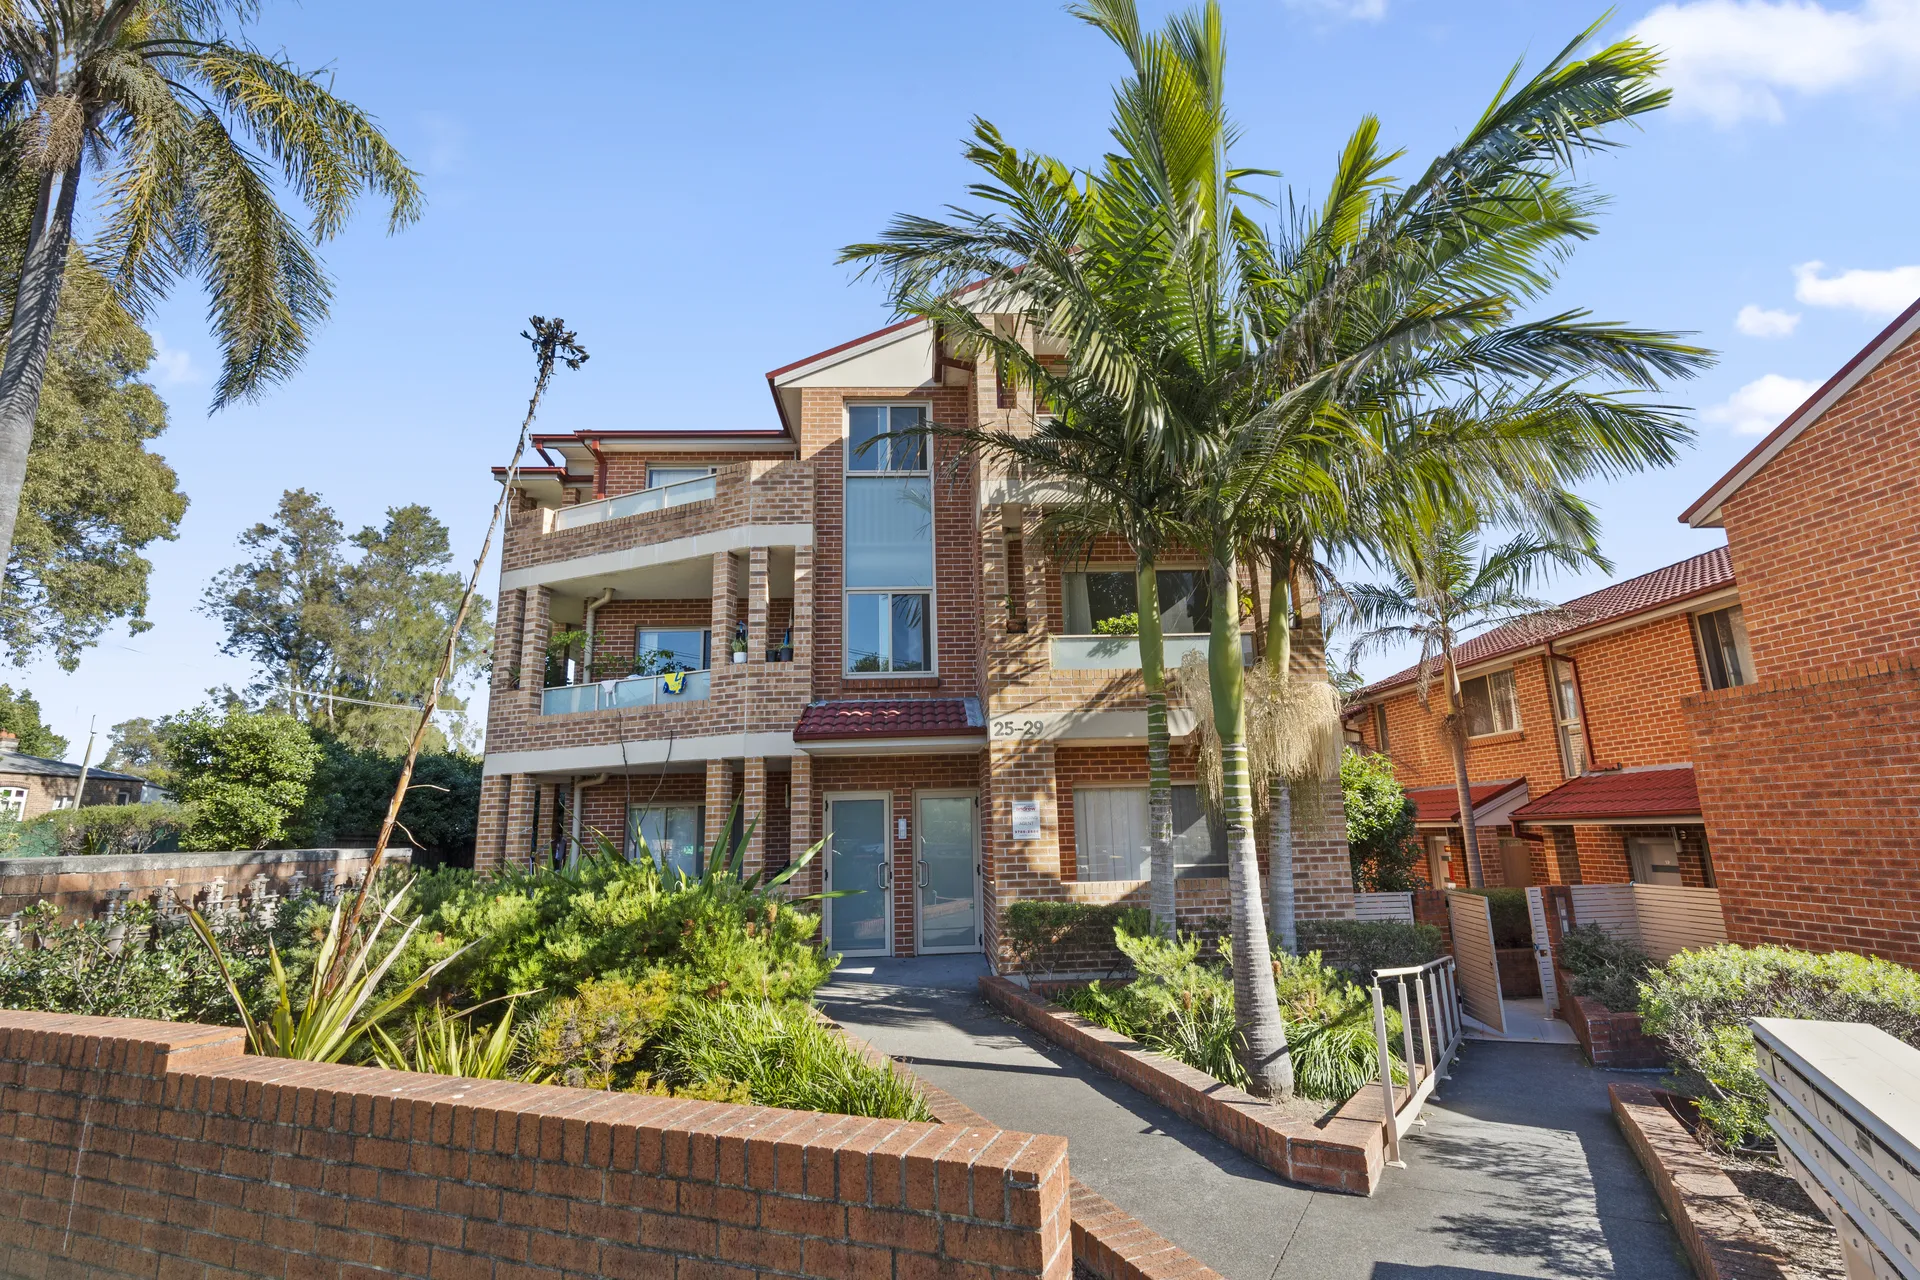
981;975;1401;1195
1558;969;1667;1069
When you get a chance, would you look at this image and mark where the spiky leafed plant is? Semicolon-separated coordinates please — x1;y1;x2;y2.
0;0;423;584
1342;511;1596;886
844;0;1706;1096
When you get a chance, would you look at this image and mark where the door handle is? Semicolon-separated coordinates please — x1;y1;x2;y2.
879;860;891;889
918;859;928;888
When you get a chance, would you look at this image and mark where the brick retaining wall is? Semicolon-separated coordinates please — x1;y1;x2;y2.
0;847;403;921
0;1009;1071;1280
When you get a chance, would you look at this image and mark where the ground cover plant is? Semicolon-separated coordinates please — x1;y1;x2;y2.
1556;923;1653;1013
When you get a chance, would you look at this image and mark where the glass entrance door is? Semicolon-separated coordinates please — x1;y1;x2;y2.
917;794;979;953
825;796;890;955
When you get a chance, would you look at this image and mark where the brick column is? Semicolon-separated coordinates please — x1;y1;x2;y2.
747;547;770;662
712;550;741;658
789;754;815;897
519;585;552;705
986;738;1058;971
475;774;509;874
791;545;814;675
743;756;767;877
705;758;734;866
503;775;539;871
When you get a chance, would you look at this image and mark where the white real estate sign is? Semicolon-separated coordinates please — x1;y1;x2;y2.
1010;801;1042;842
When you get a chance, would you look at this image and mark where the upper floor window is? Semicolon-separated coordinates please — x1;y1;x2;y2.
647;465;714;489
1551;659;1586;777
1064;569;1210;635
846;405;932;673
1695;605;1753;690
1461;669;1520;737
633;628;709;674
1373;704;1390;753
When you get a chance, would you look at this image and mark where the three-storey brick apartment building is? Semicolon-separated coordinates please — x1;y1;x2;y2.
1343;547;1755;892
475;314;1354;966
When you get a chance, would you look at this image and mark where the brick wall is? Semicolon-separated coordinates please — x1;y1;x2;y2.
0;847;400;920
0;1009;1072;1280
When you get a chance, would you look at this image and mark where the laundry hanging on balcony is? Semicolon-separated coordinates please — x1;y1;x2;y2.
662;670;688;694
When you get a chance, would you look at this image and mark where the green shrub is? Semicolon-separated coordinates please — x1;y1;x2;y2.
43;803;189;857
654;1000;932;1120
1640;944;1920;1145
1340;748;1422;891
519;972;677;1090
161;708;321;850
0;816;58;858
1556;924;1652;1013
1457;888;1532;947
1296;919;1442;977
1001;900;1151;979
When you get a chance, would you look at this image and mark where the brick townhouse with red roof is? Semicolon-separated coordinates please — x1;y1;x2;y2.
474;311;1352;967
1342;547;1752;893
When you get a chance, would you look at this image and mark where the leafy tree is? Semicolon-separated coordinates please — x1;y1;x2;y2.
159;706;320;850
1339;748;1421;892
0;682;63;755
203;488;347;718
0;1;421;589
294;736;480;866
103;715;169;784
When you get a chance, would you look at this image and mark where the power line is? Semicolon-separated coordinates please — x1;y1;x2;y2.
269;686;446;715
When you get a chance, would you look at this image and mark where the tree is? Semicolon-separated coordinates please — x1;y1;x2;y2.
1340;747;1421;892
0;1;422;587
0;683;63;755
845;3;1706;1095
1344;513;1595;885
159;706;320;850
103;716;169;784
294;737;480;867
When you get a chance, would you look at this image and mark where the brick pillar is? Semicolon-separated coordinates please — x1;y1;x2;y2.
519;586;552;704
705;757;734;866
791;545;814;675
503;775;539;871
475;774;510;874
491;587;525;699
747;547;770;662
789;754;816;897
743;756;767;877
712;551;741;658
986;738;1057;972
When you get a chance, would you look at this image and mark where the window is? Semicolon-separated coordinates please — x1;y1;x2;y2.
0;787;23;820
1064;569;1211;635
845;405;932;674
1075;784;1225;881
1551;660;1586;778
647;466;715;490
633;628;709;674
1460;669;1521;737
1373;704;1390;753
628;804;704;879
1695;605;1753;690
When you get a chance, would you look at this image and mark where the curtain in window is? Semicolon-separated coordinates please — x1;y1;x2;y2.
845;478;933;588
1075;788;1149;880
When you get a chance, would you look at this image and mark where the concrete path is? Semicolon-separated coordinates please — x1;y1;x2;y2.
819;956;1690;1280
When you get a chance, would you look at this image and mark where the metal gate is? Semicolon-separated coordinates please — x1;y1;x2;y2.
1525;886;1559;1014
1369;956;1464;1167
1446;890;1506;1034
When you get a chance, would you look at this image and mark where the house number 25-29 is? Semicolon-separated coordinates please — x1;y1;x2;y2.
992;718;1046;740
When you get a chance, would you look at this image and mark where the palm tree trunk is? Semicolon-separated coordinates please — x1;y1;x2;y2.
1138;560;1176;935
1442;657;1484;886
1265;554;1296;955
1210;544;1292;1099
0;162;81;588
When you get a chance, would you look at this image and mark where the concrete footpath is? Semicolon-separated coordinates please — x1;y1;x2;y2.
817;956;1691;1280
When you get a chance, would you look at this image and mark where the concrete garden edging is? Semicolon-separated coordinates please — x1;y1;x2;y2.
1609;1083;1793;1280
979;975;1392;1195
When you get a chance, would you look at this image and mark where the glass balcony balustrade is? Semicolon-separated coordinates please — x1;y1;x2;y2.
540;667;712;716
1048;633;1254;670
552;473;718;532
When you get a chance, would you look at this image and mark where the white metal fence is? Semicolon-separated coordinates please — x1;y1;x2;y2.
1369;956;1464;1168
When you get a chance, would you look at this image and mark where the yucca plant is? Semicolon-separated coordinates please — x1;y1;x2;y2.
189;881;463;1062
369;996;542;1082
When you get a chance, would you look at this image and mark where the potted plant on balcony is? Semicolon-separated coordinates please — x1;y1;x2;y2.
769;626;794;663
730;625;749;664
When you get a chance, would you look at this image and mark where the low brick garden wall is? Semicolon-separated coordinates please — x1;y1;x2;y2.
1556;968;1668;1069
0;1009;1071;1280
0;846;402;921
980;977;1393;1195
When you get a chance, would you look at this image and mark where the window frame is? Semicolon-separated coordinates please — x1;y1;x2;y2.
843;402;936;678
1694;605;1753;691
1551;659;1586;778
1373;704;1390;754
646;465;716;491
1074;783;1227;882
0;786;24;820
1459;668;1522;738
1062;564;1212;636
626;803;706;879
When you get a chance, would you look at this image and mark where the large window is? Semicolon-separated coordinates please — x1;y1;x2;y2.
632;628;709;674
1551;659;1586;778
1695;605;1753;690
1460;669;1521;737
0;787;23;820
628;804;704;879
1064;568;1210;635
647;465;715;489
1075;784;1226;881
845;405;932;673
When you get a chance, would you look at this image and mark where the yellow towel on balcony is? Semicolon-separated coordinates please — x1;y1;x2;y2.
662;670;687;694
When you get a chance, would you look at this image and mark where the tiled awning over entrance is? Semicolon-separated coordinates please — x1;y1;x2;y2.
1403;778;1527;826
792;697;984;744
1510;764;1701;825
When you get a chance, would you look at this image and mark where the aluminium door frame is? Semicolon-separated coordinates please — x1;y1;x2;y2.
913;789;983;955
824;790;894;958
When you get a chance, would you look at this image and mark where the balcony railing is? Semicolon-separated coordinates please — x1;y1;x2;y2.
552;474;718;532
1049;633;1252;671
541;668;712;716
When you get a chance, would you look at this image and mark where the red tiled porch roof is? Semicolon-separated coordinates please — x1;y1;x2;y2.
1510;765;1700;824
1403;779;1526;826
792;698;984;743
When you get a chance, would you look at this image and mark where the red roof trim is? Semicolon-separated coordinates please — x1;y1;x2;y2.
1681;293;1920;526
793;698;983;743
1510;765;1700;823
1402;779;1526;825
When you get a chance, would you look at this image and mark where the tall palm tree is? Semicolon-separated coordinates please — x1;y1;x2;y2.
1343;512;1597;886
845;1;1706;1096
0;0;422;585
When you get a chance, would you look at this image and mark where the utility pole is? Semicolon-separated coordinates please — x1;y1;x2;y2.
72;716;96;810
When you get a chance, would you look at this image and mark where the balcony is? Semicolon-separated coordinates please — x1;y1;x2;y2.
541;668;713;716
1049;633;1252;671
552;474;717;531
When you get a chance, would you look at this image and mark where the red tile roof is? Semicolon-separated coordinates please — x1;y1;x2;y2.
1510;765;1700;824
792;698;984;743
1355;547;1735;701
1403;780;1526;825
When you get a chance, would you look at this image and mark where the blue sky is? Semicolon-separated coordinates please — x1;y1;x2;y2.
18;0;1920;759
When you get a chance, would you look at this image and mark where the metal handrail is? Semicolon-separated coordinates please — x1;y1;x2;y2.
1368;954;1463;1169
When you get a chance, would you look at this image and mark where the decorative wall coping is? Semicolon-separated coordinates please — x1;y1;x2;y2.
0;845;400;879
979;975;1391;1195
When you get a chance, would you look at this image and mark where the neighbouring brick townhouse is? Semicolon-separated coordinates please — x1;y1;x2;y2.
1342;548;1753;892
475;312;1354;967
1677;295;1920;967
0;732;150;821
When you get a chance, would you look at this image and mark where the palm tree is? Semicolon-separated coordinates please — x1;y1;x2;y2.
0;1;422;584
1343;512;1598;886
844;1;1706;1097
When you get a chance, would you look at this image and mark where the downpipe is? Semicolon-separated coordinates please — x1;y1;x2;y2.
570;772;610;864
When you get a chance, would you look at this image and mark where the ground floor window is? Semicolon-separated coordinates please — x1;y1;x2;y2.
628;804;704;879
0;787;23;819
1075;784;1226;880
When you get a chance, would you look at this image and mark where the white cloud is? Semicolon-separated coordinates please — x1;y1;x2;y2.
1631;0;1920;126
148;332;202;386
1704;373;1820;434
1282;0;1387;20
1735;304;1802;337
1792;260;1920;315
